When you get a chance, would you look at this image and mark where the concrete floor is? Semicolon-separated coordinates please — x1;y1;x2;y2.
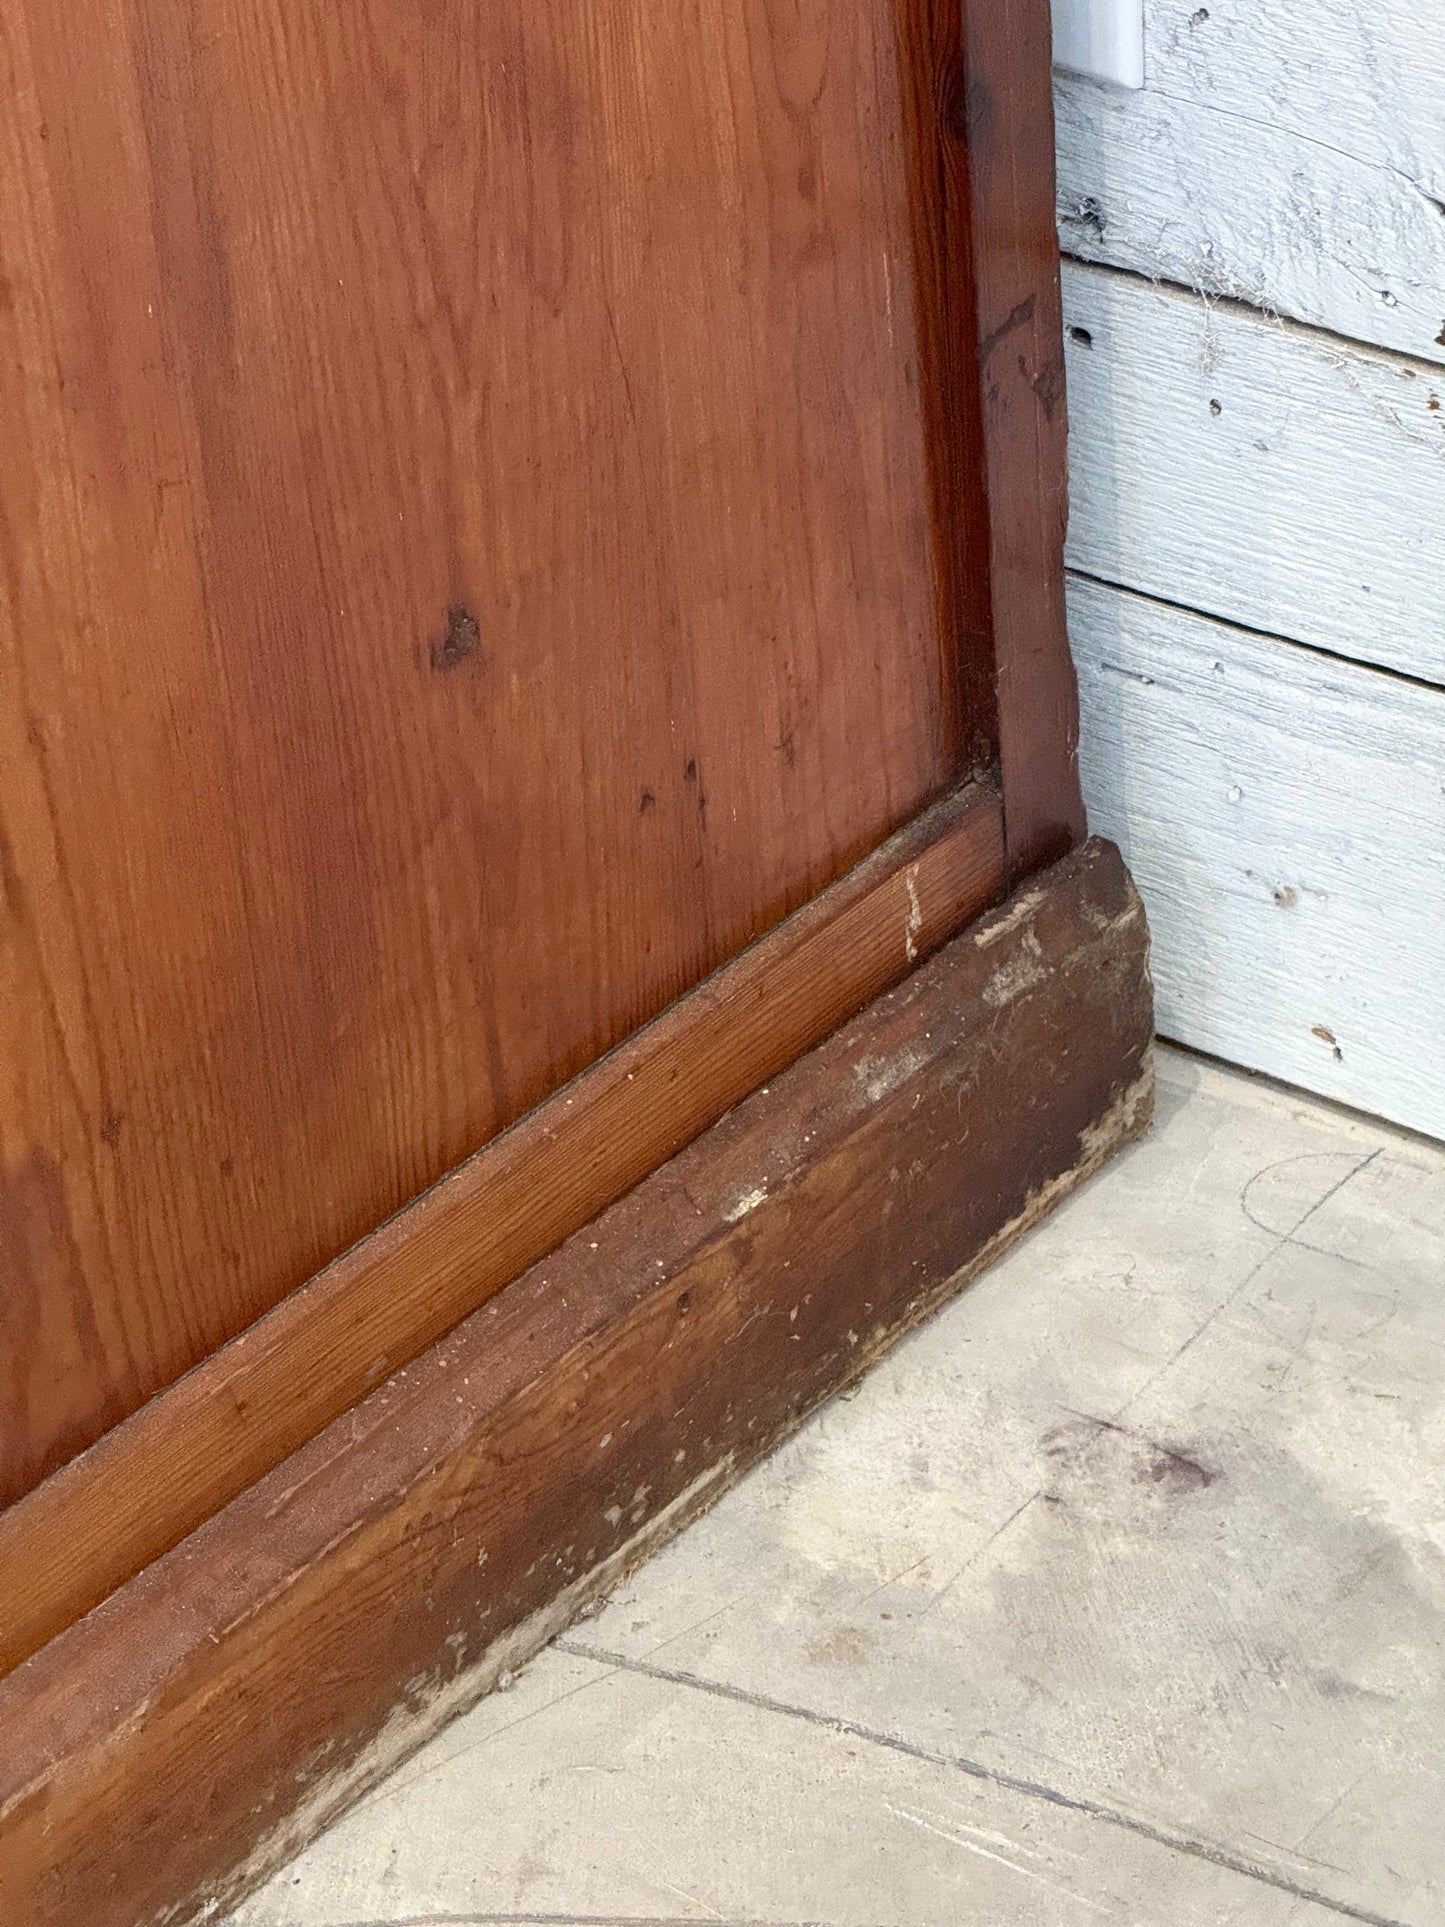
229;1046;1445;1927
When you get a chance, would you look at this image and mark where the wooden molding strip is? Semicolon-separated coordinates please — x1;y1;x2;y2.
891;0;1086;868
961;0;1088;874
0;838;1153;1927
892;0;999;780
0;783;1005;1680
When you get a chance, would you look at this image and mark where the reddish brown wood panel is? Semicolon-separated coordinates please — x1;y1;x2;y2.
961;0;1087;874
0;1;974;1499
0;841;1153;1927
0;784;1004;1680
892;0;999;779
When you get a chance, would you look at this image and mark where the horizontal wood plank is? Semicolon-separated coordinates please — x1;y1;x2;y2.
1054;1;1445;365
1062;262;1445;687
0;784;1005;1683
1071;574;1445;1141
0;839;1153;1927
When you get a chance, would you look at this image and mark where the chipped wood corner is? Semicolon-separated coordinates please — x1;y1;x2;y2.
0;837;1153;1927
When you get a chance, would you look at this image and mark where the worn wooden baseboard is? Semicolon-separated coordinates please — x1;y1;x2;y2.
0;838;1153;1927
0;782;1005;1682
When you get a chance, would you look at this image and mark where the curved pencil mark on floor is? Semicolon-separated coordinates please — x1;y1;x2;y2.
1239;1151;1370;1239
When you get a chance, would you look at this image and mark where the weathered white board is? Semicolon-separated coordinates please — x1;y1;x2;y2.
1055;0;1445;365
1062;262;1445;687
1057;3;1445;1136
1071;572;1445;1141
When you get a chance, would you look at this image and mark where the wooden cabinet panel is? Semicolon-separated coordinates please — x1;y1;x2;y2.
0;10;1143;1913
0;1;968;1500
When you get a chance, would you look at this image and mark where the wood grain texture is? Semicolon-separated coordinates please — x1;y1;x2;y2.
0;784;1004;1682
1072;574;1445;1141
890;0;994;778
0;0;966;1498
1062;262;1445;687
964;0;1087;875
1055;0;1445;366
0;839;1155;1927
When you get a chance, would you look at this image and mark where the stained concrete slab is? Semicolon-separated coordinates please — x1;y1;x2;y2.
229;1047;1445;1927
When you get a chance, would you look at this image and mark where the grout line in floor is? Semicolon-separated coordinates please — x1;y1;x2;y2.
314;1915;847;1927
553;1641;1412;1927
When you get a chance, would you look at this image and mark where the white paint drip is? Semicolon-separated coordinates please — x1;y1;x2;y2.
904;866;923;962
973;887;1045;947
723;1183;768;1223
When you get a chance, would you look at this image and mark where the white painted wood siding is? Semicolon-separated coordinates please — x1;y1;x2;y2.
1057;4;1445;1135
1062;262;1445;686
1055;1;1445;364
1071;574;1445;1141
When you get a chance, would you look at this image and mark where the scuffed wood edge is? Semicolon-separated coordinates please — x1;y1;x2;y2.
213;1050;1153;1915
0;839;1153;1927
191;1459;745;1924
